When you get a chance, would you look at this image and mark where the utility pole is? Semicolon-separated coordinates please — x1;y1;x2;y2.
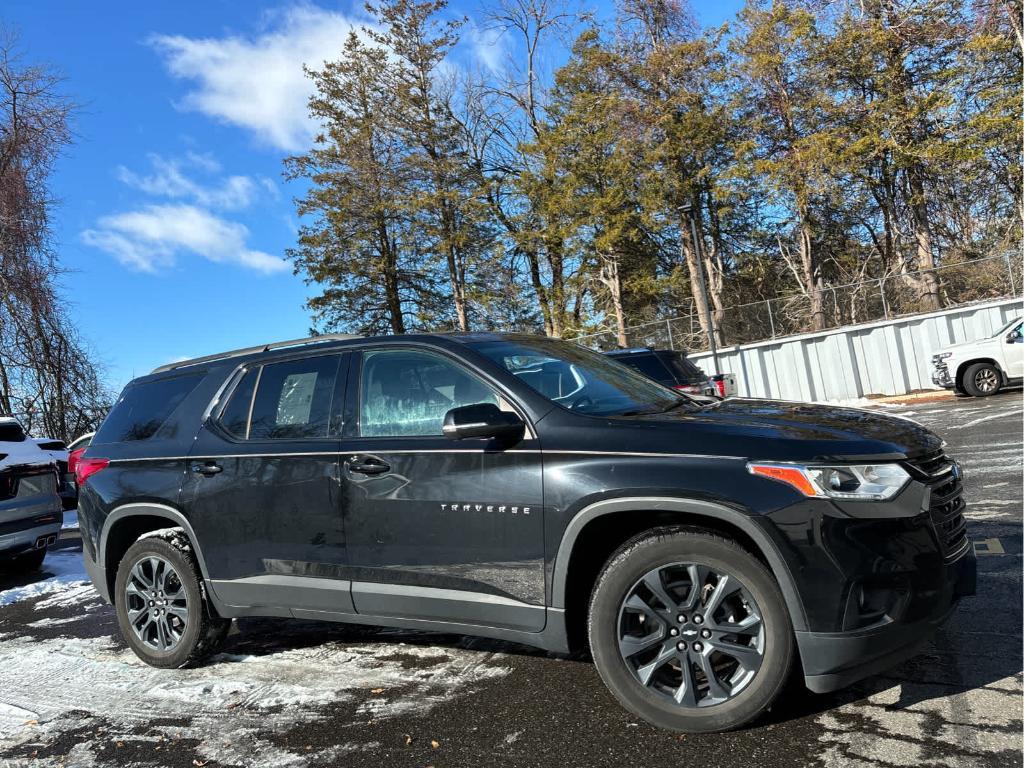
680;202;720;373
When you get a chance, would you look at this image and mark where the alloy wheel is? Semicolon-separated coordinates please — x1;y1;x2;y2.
974;368;998;393
124;555;189;651
617;562;765;708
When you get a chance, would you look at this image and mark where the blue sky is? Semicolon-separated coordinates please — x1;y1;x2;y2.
4;0;743;391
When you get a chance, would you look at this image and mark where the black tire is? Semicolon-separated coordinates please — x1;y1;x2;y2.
114;534;229;668
2;547;47;573
962;362;1002;397
588;527;794;733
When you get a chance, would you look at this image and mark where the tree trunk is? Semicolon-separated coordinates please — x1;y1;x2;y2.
598;253;628;348
905;168;943;310
702;185;728;345
378;221;405;334
545;234;566;337
797;204;826;331
524;248;555;336
446;243;469;332
680;207;720;350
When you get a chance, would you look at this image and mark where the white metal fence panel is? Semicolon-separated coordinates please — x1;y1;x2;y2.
688;297;1024;401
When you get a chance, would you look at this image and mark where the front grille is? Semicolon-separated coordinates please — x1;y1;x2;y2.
907;449;968;559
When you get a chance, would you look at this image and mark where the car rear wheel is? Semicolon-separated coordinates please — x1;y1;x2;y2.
588;527;793;732
962;362;1002;397
114;534;229;668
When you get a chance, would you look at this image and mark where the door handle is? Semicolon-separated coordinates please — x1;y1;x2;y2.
190;461;223;476
347;457;390;475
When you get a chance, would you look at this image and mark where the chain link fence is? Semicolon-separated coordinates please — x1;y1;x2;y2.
576;254;1020;353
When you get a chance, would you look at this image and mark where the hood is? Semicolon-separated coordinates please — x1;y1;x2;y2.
937;337;998;355
617;398;942;461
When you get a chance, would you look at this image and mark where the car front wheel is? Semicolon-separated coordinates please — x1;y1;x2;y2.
962;362;1002;397
114;533;229;668
588;528;794;732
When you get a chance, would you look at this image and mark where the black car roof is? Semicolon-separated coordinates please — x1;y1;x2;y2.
144;330;560;383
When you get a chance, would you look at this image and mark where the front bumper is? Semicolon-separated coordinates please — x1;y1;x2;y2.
931;359;953;388
798;544;976;693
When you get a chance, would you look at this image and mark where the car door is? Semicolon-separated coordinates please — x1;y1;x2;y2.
182;352;352;613
1003;321;1023;378
340;345;546;632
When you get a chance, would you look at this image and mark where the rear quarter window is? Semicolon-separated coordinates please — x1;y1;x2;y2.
613;354;673;384
660;353;706;383
0;422;26;442
94;373;205;444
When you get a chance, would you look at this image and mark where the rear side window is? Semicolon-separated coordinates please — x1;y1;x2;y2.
660;353;705;383
0;421;26;442
94;373;205;444
218;368;259;438
247;355;340;440
614;354;673;384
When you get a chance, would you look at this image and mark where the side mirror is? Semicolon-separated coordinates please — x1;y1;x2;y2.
443;403;525;442
1006;331;1022;344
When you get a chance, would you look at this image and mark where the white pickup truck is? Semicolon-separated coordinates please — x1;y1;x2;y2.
931;315;1023;396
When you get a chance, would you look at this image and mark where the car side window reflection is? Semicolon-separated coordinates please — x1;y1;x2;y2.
358;349;498;437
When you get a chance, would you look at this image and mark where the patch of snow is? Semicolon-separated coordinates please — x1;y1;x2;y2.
137;526;184;541
0;626;509;766
0;550;90;607
25;616;81;628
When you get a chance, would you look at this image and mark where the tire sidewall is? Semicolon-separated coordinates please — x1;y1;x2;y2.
114;538;207;669
963;363;1001;397
589;532;793;733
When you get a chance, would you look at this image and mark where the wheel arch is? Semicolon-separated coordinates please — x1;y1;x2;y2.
100;503;212;600
955;357;1004;390
551;497;809;651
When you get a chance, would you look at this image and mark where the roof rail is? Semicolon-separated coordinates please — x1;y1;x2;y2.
150;333;363;375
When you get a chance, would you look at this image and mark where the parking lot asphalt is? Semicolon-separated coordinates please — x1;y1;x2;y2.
0;393;1020;768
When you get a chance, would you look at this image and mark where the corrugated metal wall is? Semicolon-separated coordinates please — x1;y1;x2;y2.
689;297;1024;401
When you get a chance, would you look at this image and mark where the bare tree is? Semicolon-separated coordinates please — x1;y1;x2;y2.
0;30;110;441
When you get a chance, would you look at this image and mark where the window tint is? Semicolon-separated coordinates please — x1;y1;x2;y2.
659;353;706;384
0;421;26;442
249;355;340;440
94;373;205;444
359;349;497;437
218;368;258;438
614;354;673;384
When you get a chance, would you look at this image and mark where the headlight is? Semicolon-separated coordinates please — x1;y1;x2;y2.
933;352;952;361
747;462;911;501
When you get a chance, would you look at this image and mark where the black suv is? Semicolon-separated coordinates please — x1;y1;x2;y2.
77;333;975;732
605;347;717;396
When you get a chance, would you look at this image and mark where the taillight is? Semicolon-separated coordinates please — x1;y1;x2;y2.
714;379;727;397
68;447;85;478
75;456;109;486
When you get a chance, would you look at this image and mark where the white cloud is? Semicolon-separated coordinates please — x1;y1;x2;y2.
82;204;288;274
465;22;508;74
116;153;271;210
149;6;364;151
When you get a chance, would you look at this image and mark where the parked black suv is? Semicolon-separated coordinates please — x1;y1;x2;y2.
605;347;718;396
77;333;975;732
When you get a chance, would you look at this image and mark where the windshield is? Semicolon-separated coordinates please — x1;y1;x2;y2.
469;337;696;416
993;316;1022;337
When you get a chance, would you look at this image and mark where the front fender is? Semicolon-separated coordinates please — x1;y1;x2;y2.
549;496;809;632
